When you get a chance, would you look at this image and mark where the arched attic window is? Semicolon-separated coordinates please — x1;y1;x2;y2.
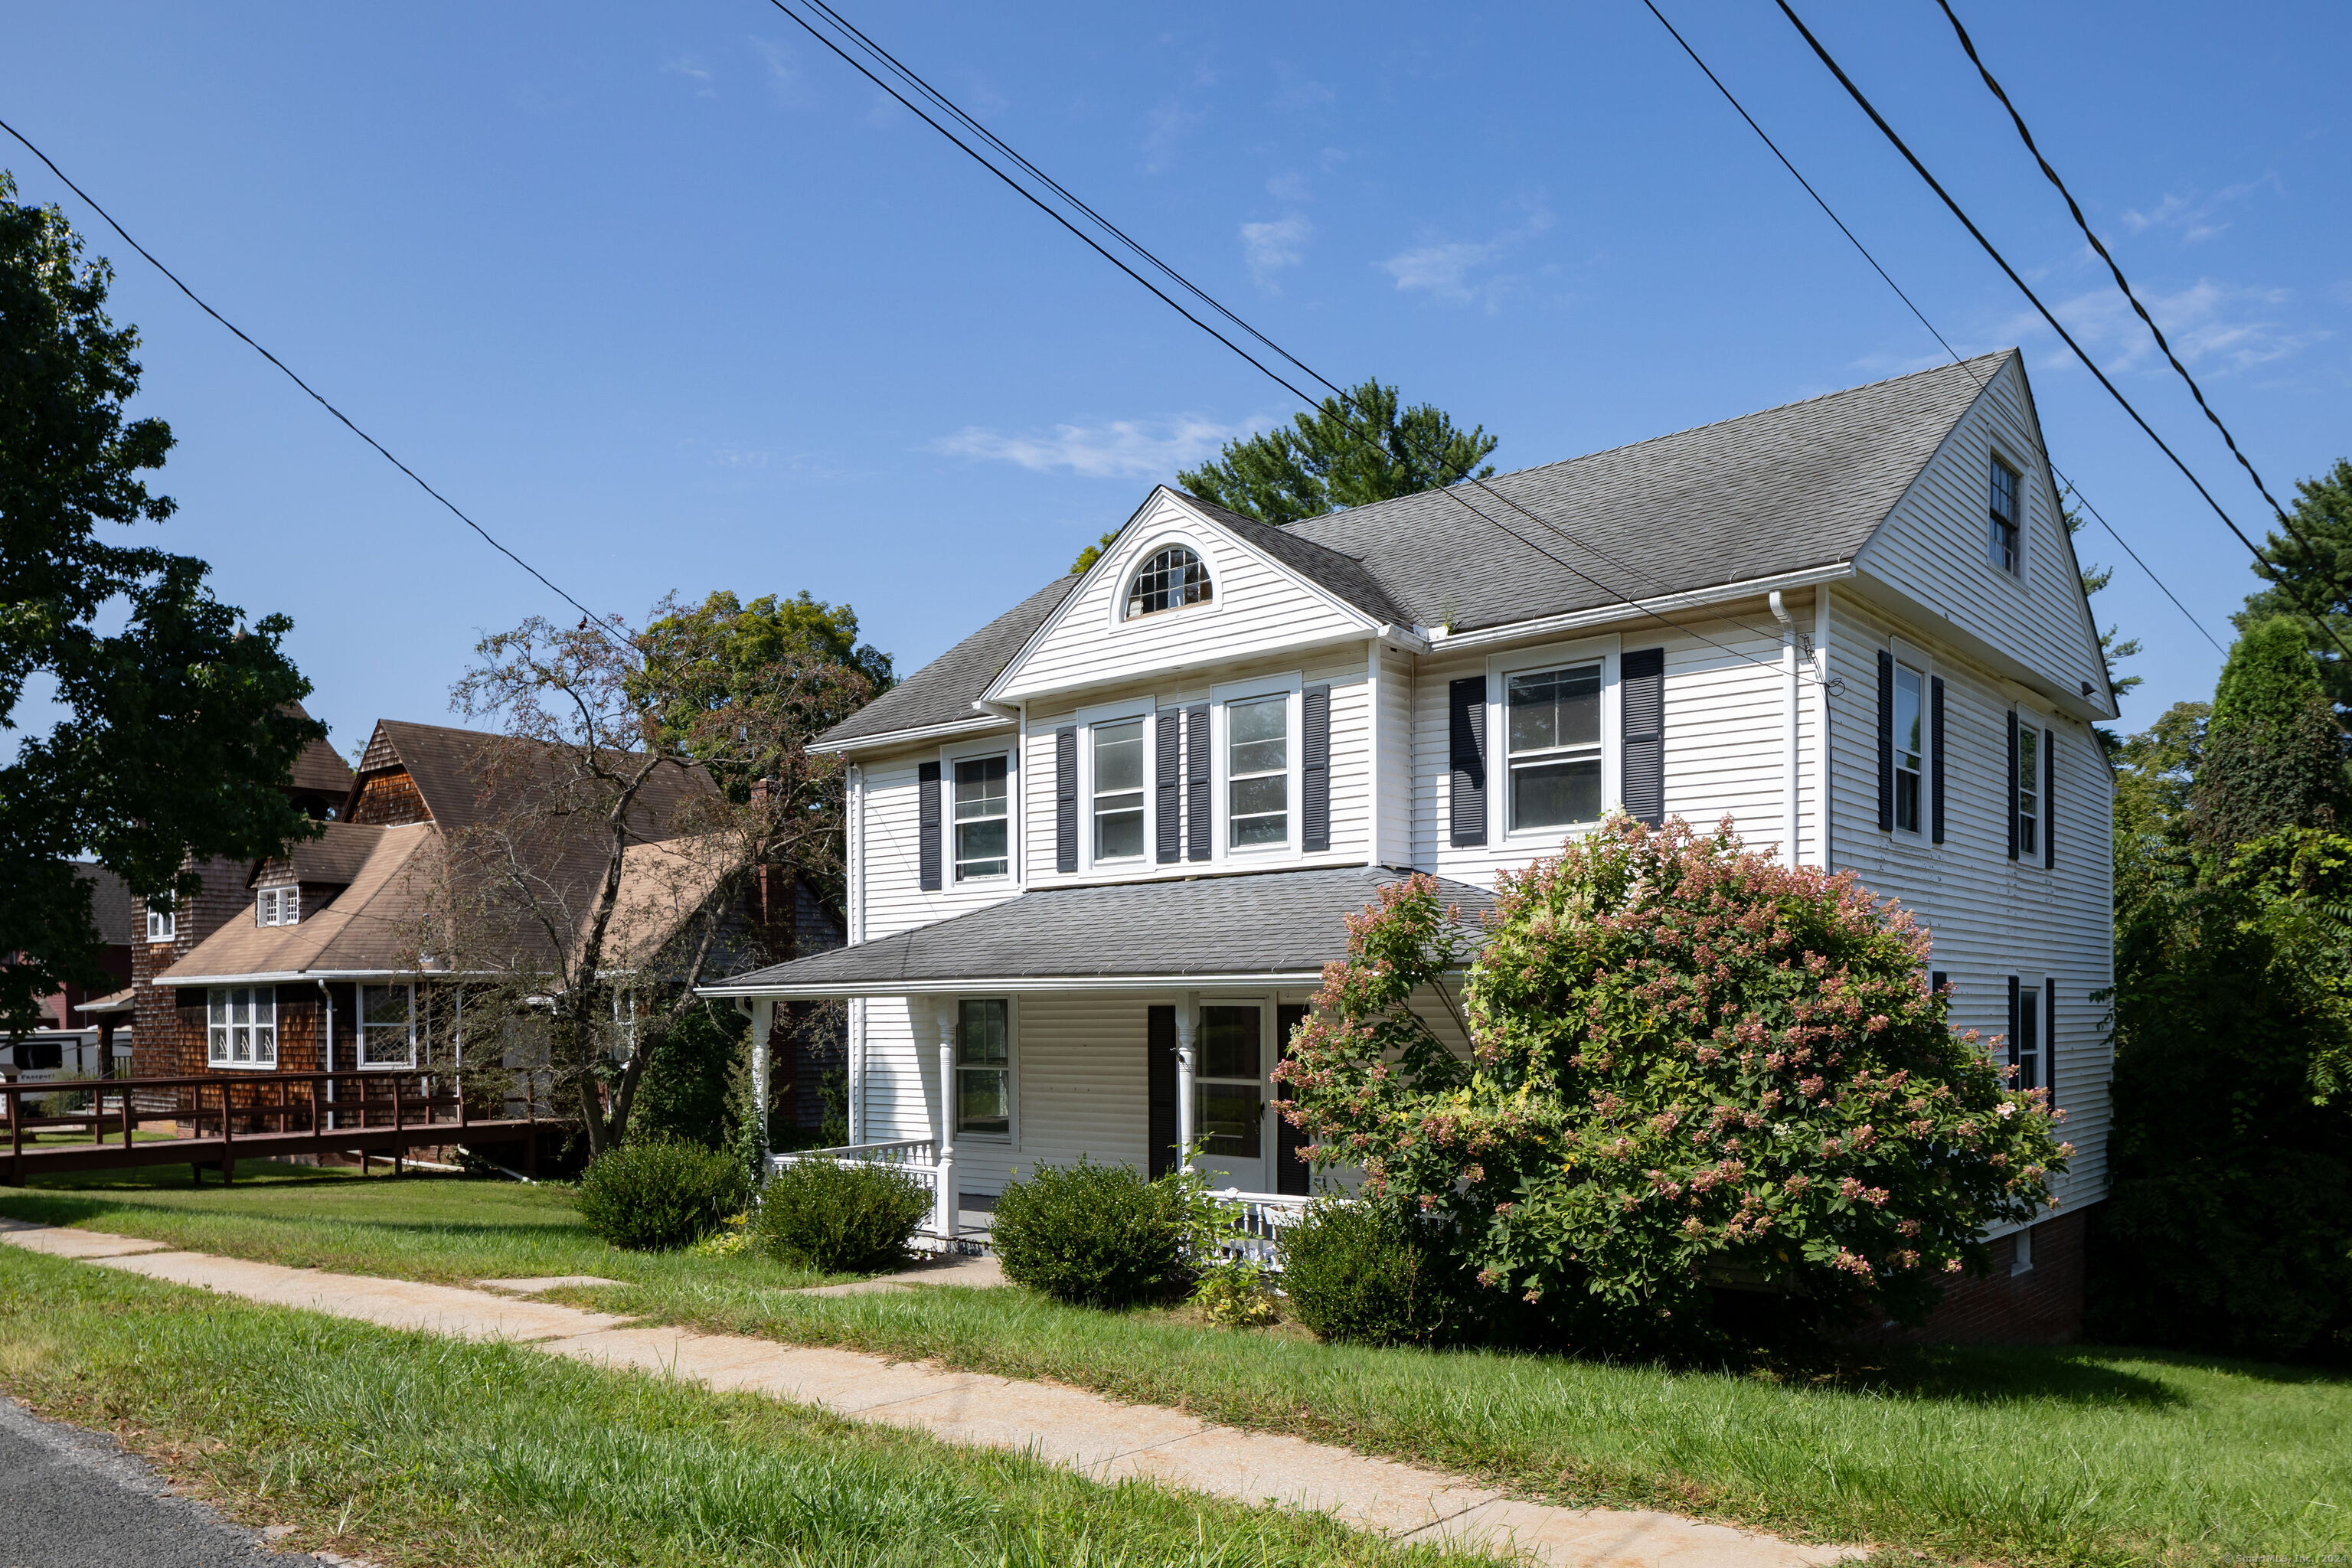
1124;545;1213;619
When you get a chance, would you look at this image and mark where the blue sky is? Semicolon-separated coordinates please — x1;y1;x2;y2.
5;2;2346;758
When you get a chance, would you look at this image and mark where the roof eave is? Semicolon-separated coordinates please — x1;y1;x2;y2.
809;712;1016;756
1427;561;1857;651
699;966;1388;999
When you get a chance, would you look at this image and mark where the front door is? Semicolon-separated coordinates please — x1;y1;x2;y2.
1193;1002;1266;1192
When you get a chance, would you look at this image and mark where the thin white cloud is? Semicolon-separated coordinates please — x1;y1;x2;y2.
1380;202;1554;310
1142;98;1207;172
2120;175;2279;245
1266;172;1311;202
664;54;715;99
2011;277;2326;376
748;35;803;105
1240;215;1312;288
933;416;1261;480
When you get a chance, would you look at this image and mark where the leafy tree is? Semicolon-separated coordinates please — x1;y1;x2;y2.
2191;618;2347;850
2236;458;2352;717
2113;701;2206;846
2095;825;2352;1359
1280;820;2066;1354
444;597;885;1153
1069;531;1117;575
0;169;322;1032
1177;379;1498;527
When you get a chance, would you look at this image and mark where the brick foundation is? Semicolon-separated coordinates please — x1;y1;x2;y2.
1867;1206;2089;1345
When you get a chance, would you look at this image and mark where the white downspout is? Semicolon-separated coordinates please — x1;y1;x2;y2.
1770;592;1799;869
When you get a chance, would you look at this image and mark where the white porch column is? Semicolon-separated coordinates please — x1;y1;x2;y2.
933;998;958;1238
748;999;773;1176
1174;991;1198;1172
847;998;864;1145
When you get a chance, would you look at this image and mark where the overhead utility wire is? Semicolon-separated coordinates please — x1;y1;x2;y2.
760;0;1833;689
1929;0;2307;541
0;116;612;639
774;0;1819;678
1634;0;2223;656
1767;0;2352;670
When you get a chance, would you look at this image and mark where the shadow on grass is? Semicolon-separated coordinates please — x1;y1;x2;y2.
0;1165;587;1244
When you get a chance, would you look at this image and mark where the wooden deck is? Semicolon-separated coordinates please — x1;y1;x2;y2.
2;1070;558;1185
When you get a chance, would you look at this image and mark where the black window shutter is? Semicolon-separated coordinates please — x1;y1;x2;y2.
2044;977;2058;1108
1302;684;1331;852
2043;727;2056;869
1449;676;1488;847
1275;1002;1311;1196
2007;975;2021;1083
1185;704;1211;861
1876;648;1895;832
917;762;942;890
1155;710;1182;864
1147;1004;1178;1180
2005;710;2020;861
1929;676;1946;844
1930;969;1948;998
1054;727;1079;874
1622;648;1666;828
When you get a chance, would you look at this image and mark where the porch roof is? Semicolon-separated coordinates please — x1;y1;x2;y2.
698;866;1496;997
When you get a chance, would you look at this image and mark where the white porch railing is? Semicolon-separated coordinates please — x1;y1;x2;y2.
1206;1188;1313;1267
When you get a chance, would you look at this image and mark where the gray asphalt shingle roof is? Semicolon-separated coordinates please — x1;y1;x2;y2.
703;866;1495;992
816;354;2006;748
818;574;1079;747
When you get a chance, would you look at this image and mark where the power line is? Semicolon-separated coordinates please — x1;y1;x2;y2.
0;116;613;639
1634;0;2223;657
760;0;1839;688
1928;0;2306;542
1767;0;2352;671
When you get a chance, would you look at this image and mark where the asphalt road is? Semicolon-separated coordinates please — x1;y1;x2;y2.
0;1397;335;1568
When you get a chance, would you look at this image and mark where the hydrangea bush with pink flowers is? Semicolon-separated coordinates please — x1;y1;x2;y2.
1277;816;2069;1348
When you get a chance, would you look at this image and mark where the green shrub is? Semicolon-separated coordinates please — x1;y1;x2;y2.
750;1156;932;1273
573;1136;750;1252
1277;1200;1458;1346
990;1157;1212;1308
1191;1259;1279;1328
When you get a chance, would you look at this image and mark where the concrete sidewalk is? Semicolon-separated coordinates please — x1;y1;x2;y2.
0;1222;1862;1568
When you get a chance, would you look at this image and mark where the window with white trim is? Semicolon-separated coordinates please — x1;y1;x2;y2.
2014;979;2043;1092
1226;694;1289;848
1124;546;1211;619
254;885;299;926
358;983;416;1068
145;905;175;943
955;998;1011;1138
2017;724;2040;858
1091;719;1145;861
1893;662;1924;835
207;986;277;1067
1988;456;2021;573
1506;661;1602;831
952;756;1010;880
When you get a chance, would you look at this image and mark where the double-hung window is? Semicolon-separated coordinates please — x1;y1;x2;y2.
358;983;416;1068
952;756;1009;880
955;998;1011;1137
207;986;276;1067
1893;662;1924;834
1507;662;1602;831
1196;1004;1262;1158
1091;720;1145;861
1988;457;2021;573
145;905;175;943
1227;694;1289;848
2013;980;2042;1092
2016;724;2040;858
255;886;299;926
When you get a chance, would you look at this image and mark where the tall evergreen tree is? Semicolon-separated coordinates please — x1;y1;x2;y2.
1177;379;1497;527
2236;458;2352;717
2192;617;2348;849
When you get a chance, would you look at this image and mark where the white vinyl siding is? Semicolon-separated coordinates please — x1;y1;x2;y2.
854;733;1027;942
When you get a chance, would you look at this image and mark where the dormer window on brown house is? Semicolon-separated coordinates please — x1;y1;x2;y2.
255;886;299;926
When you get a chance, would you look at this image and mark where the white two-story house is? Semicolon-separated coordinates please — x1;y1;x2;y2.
704;351;2115;1338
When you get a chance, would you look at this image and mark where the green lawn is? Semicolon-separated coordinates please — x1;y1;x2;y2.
0;1245;1475;1568
7;1164;2347;1566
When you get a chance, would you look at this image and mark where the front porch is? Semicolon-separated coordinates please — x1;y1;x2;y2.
704;867;1494;1255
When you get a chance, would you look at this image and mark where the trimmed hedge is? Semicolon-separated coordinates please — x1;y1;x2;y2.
751;1157;932;1274
574;1137;749;1252
989;1157;1207;1308
1276;1200;1459;1346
